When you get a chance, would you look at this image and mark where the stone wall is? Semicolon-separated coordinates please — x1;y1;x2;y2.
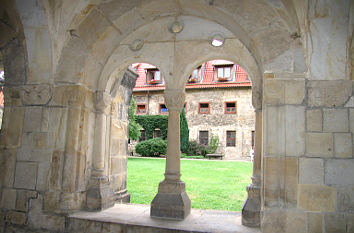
133;87;255;159
261;76;354;233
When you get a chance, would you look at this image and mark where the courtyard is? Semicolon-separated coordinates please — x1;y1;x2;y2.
127;157;252;211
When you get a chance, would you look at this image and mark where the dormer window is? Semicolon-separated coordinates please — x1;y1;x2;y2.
214;65;233;82
188;66;202;83
146;69;162;84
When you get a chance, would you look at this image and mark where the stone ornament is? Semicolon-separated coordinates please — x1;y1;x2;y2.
129;39;144;51
169;21;183;34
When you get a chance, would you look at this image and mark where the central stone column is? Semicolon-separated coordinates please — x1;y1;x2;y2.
242;110;262;227
87;92;115;210
150;89;191;220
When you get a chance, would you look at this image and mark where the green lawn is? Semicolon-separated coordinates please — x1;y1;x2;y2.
127;157;252;211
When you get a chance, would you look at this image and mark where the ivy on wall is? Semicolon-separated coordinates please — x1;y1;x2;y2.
135;108;189;153
136;115;168;140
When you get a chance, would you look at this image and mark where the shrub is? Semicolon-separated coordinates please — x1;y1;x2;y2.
186;135;219;157
180;108;189;153
186;140;200;156
129;98;142;141
135;138;167;157
207;135;219;154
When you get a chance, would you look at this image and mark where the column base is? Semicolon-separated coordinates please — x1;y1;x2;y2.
242;184;261;227
150;179;191;220
113;189;130;203
86;176;115;211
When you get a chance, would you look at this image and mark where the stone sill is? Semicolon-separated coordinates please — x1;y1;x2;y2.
69;203;260;233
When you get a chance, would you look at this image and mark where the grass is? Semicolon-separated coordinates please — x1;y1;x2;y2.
127;157;252;211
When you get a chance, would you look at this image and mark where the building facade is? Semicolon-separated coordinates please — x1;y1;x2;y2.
132;61;255;159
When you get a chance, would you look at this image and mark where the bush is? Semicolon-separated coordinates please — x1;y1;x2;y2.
129;98;142;141
180;108;189;153
186;135;219;157
135;138;167;157
207;135;219;154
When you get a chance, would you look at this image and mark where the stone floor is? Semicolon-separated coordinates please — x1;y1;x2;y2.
69;203;261;233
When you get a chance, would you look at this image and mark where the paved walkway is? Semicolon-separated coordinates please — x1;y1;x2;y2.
70;203;261;233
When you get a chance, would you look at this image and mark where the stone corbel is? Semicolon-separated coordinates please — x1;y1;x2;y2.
164;89;185;112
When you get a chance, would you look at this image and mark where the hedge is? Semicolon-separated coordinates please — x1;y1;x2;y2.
135;108;189;153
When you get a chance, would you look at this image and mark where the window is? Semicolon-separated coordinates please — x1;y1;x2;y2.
215;65;233;81
225;102;237;114
251;131;255;149
159;104;168;114
188;66;202;83
139;130;146;142
226;131;236;147
146;69;162;84
136;104;146;114
153;129;161;138
199;131;209;145
198;103;210;114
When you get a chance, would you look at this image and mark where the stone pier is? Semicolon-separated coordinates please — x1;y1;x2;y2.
150;89;191;220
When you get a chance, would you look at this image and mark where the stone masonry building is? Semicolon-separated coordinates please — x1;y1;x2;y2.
0;0;353;232
132;61;255;159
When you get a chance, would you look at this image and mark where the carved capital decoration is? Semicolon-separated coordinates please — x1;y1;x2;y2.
164;89;185;112
95;91;112;113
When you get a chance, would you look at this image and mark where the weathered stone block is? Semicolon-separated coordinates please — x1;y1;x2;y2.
14;162;38;190
0;189;16;209
15;190;37;212
0;149;16;188
261;209;285;233
299;158;324;184
350;109;354;133
21;85;52;105
23;107;42;132
298;184;336;211
5;107;24;147
28;194;66;231
263;157;298;207
284;157;298;207
336;186;354;212
325;159;354;185
261;209;306;233
37;161;50;191
306;133;333;157
264;106;285;156
264;79;305;105
347;213;354;233
324;213;346;233
307;212;322;233
306;109;322;132
285;106;305;156
6;211;26;225
323;108;349;132
334;133;352;158
307;80;352;107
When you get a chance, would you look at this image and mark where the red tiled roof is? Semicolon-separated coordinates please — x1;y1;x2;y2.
133;60;251;92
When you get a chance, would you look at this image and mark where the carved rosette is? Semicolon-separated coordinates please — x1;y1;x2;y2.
164;89;185;112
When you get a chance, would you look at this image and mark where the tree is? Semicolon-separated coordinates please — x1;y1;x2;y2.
129;98;142;140
180;108;189;153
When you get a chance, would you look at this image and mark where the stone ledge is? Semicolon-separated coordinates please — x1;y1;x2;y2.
68;203;260;233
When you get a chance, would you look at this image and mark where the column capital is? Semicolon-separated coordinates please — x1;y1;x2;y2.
95;91;112;113
164;89;185;112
